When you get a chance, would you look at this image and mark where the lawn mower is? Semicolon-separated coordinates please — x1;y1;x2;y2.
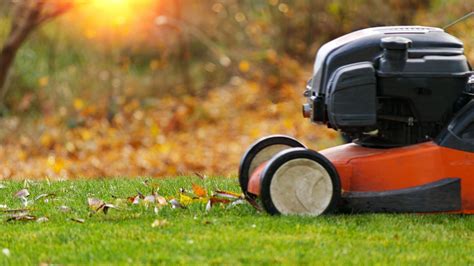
239;26;474;216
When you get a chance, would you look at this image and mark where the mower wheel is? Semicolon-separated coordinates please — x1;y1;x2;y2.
239;135;306;197
260;148;341;216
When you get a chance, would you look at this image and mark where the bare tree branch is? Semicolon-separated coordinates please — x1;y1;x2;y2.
0;0;74;107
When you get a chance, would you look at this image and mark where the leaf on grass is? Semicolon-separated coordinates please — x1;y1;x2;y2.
37;217;49;223
229;199;246;207
206;196;232;211
14;189;30;198
0;208;29;213
194;172;207;180
245;195;263;212
192;183;207;198
34;193;56;201
87;198;104;211
128;195;141;204
151;219;168;228
59;205;71;213
70;217;85;223
0;183;5;189
214;190;242;200
6;212;37;222
169;199;185;209
101;204;118;215
141;193;168;207
87;198;117;214
179;194;194;206
144;195;156;204
210;196;231;205
156;195;167;206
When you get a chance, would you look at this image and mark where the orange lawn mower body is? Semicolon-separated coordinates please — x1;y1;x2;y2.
245;140;474;215
238;26;474;216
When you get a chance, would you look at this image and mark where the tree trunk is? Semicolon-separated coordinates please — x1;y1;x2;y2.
0;3;40;104
0;0;73;106
0;30;32;102
174;0;193;95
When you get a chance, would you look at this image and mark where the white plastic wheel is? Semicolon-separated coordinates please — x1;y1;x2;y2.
248;144;291;178
269;158;334;215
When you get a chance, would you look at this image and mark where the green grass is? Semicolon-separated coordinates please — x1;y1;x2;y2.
0;177;473;265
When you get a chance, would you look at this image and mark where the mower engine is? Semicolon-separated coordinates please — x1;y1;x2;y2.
302;26;472;147
239;26;474;216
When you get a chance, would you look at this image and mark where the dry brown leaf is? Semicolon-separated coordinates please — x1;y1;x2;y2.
194;172;207;180
101;203;118;214
127;195;140;204
87;198;104;210
214;190;242;199
245;195;263;212
6;212;37;222
156;195;167;206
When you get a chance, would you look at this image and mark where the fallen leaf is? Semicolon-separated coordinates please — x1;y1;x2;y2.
192;183;207;198
0;184;5;189
6;212;37;222
14;189;30;198
34;193;56;201
128;195;141;204
70;217;85;223
59;205;71;213
169;199;185;209
210;196;231;205
245;195;263;212
37;217;49;223
102;204;118;214
179;194;194;206
144;195;156;204
151;219;168;228
0;208;29;213
214;190;242;199
87;198;104;211
156;195;167;206
229;199;246;207
194;172;207;180
206;196;233;211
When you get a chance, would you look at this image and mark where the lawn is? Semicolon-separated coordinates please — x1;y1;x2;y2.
0;177;473;265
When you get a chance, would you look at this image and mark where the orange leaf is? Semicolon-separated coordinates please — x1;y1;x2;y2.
192;183;207;198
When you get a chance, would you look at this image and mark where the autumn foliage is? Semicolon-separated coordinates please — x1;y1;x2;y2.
0;76;341;179
0;0;472;179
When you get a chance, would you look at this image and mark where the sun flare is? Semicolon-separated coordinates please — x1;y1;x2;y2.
71;0;155;39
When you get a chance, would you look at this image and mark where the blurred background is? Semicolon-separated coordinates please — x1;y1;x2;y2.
0;0;472;179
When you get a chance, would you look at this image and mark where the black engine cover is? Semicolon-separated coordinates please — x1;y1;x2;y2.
304;26;472;147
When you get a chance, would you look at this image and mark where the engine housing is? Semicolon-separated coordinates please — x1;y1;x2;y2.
303;26;472;147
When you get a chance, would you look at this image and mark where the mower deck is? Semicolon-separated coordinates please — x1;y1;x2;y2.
320;142;473;214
